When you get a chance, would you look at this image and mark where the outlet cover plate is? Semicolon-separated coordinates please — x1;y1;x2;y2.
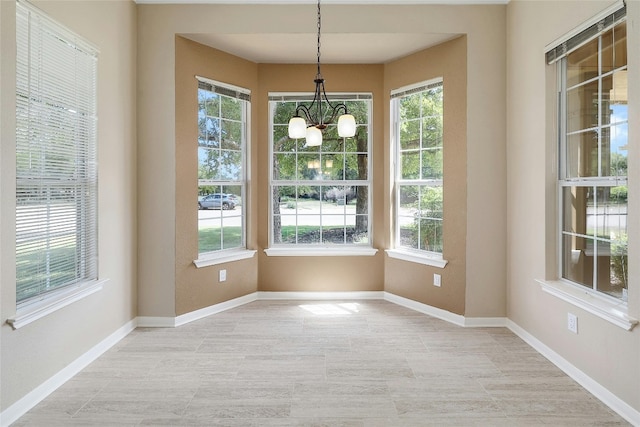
433;273;441;287
567;313;578;334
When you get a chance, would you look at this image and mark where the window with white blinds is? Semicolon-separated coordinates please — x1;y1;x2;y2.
15;0;99;305
550;5;628;302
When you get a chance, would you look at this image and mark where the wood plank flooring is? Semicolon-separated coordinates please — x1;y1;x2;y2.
14;300;629;426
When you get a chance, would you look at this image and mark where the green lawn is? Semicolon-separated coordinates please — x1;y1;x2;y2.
199;225;359;250
16;243;77;301
198;226;243;252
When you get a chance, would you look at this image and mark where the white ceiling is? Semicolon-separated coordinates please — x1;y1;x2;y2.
139;0;506;4
153;0;505;64
182;32;459;64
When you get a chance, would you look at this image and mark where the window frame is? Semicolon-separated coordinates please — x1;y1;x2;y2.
9;0;105;329
539;3;637;331
387;78;448;268
556;15;628;304
265;93;376;257
194;77;253;267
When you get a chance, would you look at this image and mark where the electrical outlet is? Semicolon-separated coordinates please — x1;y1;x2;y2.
433;273;441;287
219;269;227;282
567;313;578;334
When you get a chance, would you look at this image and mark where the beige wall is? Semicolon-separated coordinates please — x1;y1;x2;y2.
506;0;640;412
137;3;177;317
256;63;386;292
383;37;468;315
175;37;259;315
0;0;137;411
139;2;507;318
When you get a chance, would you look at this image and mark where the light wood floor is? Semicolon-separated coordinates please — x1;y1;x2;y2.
15;299;629;426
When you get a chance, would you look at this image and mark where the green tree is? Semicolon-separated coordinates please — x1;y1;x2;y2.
397;84;444;252
417;186;443;252
610;152;627;177
611;232;628;291
198;89;244;183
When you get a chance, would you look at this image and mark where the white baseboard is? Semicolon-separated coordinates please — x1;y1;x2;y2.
383;291;467;326
464;317;508;327
174;292;258;326
136;316;177;328
136;293;260;328
0;319;136;427
137;291;501;329
384;292;508;328
506;319;640;426
257;291;385;300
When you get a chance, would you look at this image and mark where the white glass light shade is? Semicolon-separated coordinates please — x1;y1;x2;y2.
305;126;323;147
337;114;356;137
288;116;307;139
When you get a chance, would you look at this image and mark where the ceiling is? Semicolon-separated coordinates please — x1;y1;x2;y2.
150;0;509;64
182;32;459;64
161;0;505;64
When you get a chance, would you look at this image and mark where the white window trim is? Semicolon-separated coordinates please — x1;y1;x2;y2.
537;279;637;331
265;247;378;257
267;92;374;251
15;0;100;307
391;78;445;259
550;7;629;311
196;77;250;256
193;249;257;268
7;279;108;330
385;249;448;268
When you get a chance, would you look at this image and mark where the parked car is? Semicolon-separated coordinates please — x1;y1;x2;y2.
198;194;236;210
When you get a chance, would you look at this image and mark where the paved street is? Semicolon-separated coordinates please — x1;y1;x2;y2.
198;201;358;228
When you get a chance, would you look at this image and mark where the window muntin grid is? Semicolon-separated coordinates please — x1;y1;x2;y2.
269;95;372;246
558;19;628;301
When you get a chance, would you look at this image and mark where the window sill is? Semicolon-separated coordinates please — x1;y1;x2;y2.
7;279;108;330
385;249;448;268
264;247;378;257
537;279;638;331
194;249;257;268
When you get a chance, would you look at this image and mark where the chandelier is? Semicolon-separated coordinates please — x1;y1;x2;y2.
287;0;356;146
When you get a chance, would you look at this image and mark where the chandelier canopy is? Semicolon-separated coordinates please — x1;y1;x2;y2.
287;0;356;146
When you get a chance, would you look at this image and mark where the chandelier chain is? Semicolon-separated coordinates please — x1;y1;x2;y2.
287;0;355;144
316;0;321;77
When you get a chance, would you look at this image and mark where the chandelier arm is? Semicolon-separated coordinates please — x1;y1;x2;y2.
294;82;323;124
323;102;349;125
319;81;349;123
316;78;325;126
294;104;315;124
317;79;351;125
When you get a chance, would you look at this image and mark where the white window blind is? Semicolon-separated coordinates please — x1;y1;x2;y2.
553;4;628;302
545;3;626;64
16;0;99;304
